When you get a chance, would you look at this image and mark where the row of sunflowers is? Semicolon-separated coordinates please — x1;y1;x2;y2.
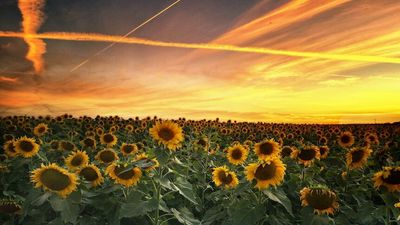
1;114;400;225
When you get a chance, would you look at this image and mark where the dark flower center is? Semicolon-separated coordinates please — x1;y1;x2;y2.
158;128;174;141
99;150;116;163
281;146;292;158
62;141;75;151
382;170;400;185
7;143;16;153
217;171;233;185
197;139;207;147
38;126;46;133
40;168;71;191
79;167;98;181
305;189;336;210
298;149;316;161
50;141;59;150
84;138;95;147
319;147;328;156
114;166;136;180
71;155;83;166
103;134;114;143
351;149;365;163
123;145;134;153
231;148;243;160
340;135;351;144
255;163;276;180
20;140;34;152
259;142;274;155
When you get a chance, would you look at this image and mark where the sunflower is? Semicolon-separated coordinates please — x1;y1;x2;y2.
281;146;293;158
194;137;209;151
291;146;320;167
0;199;22;214
80;137;96;149
395;202;400;208
226;144;248;165
318;146;330;159
254;139;281;160
120;143;138;156
65;150;89;170
365;133;379;145
346;147;372;169
14;136;40;158
106;163;142;187
3;140;18;157
338;131;355;148
100;133;118;147
245;158;286;189
60;140;76;151
49;140;60;151
77;164;104;187
212;166;239;189
373;166;400;192
95;148;119;164
31;163;78;198
125;124;134;133
300;187;339;215
135;153;159;171
33;123;49;136
149;120;184;150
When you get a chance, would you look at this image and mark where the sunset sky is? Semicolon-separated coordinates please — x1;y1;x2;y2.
1;0;400;123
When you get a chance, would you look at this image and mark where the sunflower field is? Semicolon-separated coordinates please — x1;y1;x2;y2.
1;115;400;225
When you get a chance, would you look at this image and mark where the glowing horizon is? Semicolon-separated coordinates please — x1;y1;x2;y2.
1;0;400;124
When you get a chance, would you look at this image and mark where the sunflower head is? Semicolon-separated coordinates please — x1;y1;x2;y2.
100;133;118;147
212;166;239;189
33;123;49;136
226;144;248;165
3;140;18;157
318;146;330;159
31;163;78;198
95;148;119;164
338;131;355;148
77;164;104;187
60;140;76;151
300;187;339;215
14;136;40;158
149;120;184;151
281;146;293;158
65;150;89;170
291;146;320;167
373;166;400;192
0;198;22;214
106;163;142;187
81;137;96;149
120;143;138;156
135;153;159;171
49;140;60;151
254;139;281;160
346;147;372;169
245;158;286;189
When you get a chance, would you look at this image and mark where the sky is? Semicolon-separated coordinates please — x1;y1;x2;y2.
0;0;400;124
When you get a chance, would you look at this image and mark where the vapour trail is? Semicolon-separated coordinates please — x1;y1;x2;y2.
1;31;400;64
70;0;182;72
18;0;46;74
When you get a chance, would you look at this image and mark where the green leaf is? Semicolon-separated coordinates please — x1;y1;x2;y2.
227;200;265;225
119;192;158;219
170;177;198;205
49;196;79;224
201;205;226;225
171;207;201;225
263;188;293;216
31;191;52;206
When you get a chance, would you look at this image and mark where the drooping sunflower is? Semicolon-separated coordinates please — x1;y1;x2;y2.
95;148;119;164
373;166;400;192
3;140;18;157
65;150;89;170
33;123;49;136
135;153;159;171
212;166;239;189
254;139;281;160
300;187;339;215
318;146;330;159
100;133;118;147
338;131;355;148
226;144;248;165
120;143;138;156
14;136;40;158
245;158;286;189
291;146;320;167
281;146;294;158
31;163;78;198
149;120;184;150
194;137;209;151
49;140;60;151
77;164;104;187
60;140;76;151
0;199;22;214
346;147;372;169
106;163;142;187
80;137;96;149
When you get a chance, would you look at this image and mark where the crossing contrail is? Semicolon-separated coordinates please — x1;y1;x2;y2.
70;0;182;72
1;31;400;64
